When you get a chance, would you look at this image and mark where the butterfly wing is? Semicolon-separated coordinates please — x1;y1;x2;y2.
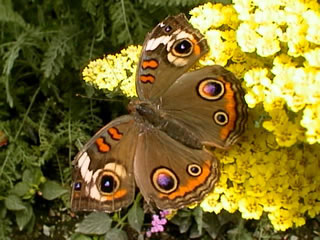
136;14;209;101
160;65;248;149
71;115;139;212
134;128;218;210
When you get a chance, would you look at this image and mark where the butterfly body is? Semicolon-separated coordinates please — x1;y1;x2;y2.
130;99;203;150
71;14;247;212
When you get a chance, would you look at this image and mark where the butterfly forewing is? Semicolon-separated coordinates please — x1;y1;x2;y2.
136;14;209;101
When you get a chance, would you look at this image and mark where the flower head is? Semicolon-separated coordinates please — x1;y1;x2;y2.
82;45;141;97
146;211;169;238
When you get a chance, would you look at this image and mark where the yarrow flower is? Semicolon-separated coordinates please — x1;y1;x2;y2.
82;45;141;97
82;0;320;232
190;0;320;231
146;210;169;238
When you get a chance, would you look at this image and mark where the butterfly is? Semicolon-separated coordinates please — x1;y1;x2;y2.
71;14;247;212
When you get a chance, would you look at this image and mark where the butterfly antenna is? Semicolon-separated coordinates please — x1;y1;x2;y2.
75;93;123;102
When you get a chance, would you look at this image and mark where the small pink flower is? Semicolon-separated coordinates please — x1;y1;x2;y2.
146;231;152;238
160;210;170;218
145;210;169;238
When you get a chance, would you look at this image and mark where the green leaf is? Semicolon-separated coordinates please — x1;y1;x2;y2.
41;180;68;200
10;182;29;197
25;213;36;234
0;201;7;218
20;168;32;184
3;76;13;108
76;212;112;235
105;228;128;240
227;219;252;240
228;228;252;240
4;195;26;211
2;40;21;76
82;0;99;16
171;214;192;234
15;203;33;231
128;203;144;232
138;0;208;7
179;216;192;234
189;223;202;239
202;212;220;239
218;210;241;226
193;206;203;236
22;168;43;185
70;233;92;240
0;0;26;26
178;209;192;218
40;27;75;79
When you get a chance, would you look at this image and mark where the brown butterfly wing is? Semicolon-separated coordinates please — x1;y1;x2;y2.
136;14;209;101
160;65;248;149
71;115;139;212
134;128;218;210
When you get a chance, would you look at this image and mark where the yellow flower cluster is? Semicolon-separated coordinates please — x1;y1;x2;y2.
190;1;320;231
190;0;320;146
82;45;141;97
201;110;320;230
81;0;320;231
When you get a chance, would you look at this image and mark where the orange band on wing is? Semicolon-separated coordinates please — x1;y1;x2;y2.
191;39;201;55
73;192;80;198
142;59;159;69
140;75;155;83
160;160;211;200
95;137;110;152
108;127;123;140
102;189;127;201
220;82;237;140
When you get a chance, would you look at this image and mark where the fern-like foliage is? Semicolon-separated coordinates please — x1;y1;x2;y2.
0;0;25;27
108;0;150;45
41;28;71;79
138;0;208;7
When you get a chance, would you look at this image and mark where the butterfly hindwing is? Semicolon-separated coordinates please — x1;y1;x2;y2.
134;128;219;210
71;115;139;212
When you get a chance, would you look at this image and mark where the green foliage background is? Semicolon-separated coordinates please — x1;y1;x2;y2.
0;0;212;238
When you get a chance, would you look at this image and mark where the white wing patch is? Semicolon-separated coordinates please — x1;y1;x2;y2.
78;152;88;167
167;53;188;67
79;152;93;183
146;35;171;51
88;169;102;200
166;31;194;52
104;163;127;178
159;22;165;27
87;163;127;201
